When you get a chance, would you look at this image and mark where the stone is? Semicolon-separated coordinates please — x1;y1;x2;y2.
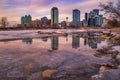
101;35;107;39
113;36;120;40
92;69;120;80
118;65;120;69
91;63;101;68
42;69;58;78
26;72;43;80
23;63;39;76
116;54;120;64
76;70;85;74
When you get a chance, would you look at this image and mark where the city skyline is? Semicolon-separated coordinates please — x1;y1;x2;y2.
0;0;113;23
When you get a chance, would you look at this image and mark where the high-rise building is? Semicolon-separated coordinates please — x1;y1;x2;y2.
51;7;59;25
88;18;95;26
21;15;32;24
93;9;99;15
85;12;89;22
28;15;32;24
95;15;103;26
25;15;28;23
41;16;48;26
89;11;96;18
21;16;25;24
72;9;80;26
61;21;67;27
99;15;103;26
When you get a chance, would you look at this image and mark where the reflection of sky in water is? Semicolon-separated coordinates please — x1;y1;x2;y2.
0;34;106;57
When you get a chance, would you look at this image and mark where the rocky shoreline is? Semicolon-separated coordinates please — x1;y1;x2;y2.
92;31;120;80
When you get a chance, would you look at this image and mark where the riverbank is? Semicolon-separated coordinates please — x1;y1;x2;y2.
92;28;120;80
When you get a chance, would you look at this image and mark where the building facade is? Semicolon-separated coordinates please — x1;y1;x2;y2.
93;9;99;15
41;16;48;26
61;21;67;27
21;15;32;24
72;9;80;26
86;9;103;27
51;7;59;25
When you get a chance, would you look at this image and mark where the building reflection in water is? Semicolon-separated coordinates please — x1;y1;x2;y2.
72;34;80;49
84;38;88;46
84;32;102;49
88;38;97;49
22;38;32;44
51;36;59;50
41;37;48;42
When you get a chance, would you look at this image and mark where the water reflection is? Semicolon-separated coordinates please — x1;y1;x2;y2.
72;34;80;49
88;38;98;49
0;32;103;50
22;38;32;44
84;34;102;49
51;36;59;50
41;37;48;42
20;33;102;49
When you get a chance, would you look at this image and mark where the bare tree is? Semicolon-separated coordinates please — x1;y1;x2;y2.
99;0;120;21
1;17;8;28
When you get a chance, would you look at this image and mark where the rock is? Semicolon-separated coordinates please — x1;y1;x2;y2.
42;69;58;78
113;46;120;52
111;51;119;60
91;63;101;68
99;66;107;72
118;65;120;69
116;54;120;64
26;72;42;80
23;63;39;76
91;74;101;80
113;36;120;40
91;69;120;80
101;35;107;39
76;70;85;74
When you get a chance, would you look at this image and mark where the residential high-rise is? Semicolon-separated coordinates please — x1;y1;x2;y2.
21;15;32;24
28;15;32;24
61;21;67;27
88;18;95;26
85;12;89;22
93;9;99;15
41;16;48;26
21;16;25;24
25;15;28;23
72;9;80;26
51;7;59;25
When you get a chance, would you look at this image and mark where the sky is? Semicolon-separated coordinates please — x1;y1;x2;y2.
0;0;114;23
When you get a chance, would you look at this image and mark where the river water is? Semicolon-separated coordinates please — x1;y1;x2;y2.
0;31;109;80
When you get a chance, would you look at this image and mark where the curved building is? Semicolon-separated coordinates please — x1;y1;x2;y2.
28;15;32;24
51;7;59;25
21;15;32;24
21;16;25;24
